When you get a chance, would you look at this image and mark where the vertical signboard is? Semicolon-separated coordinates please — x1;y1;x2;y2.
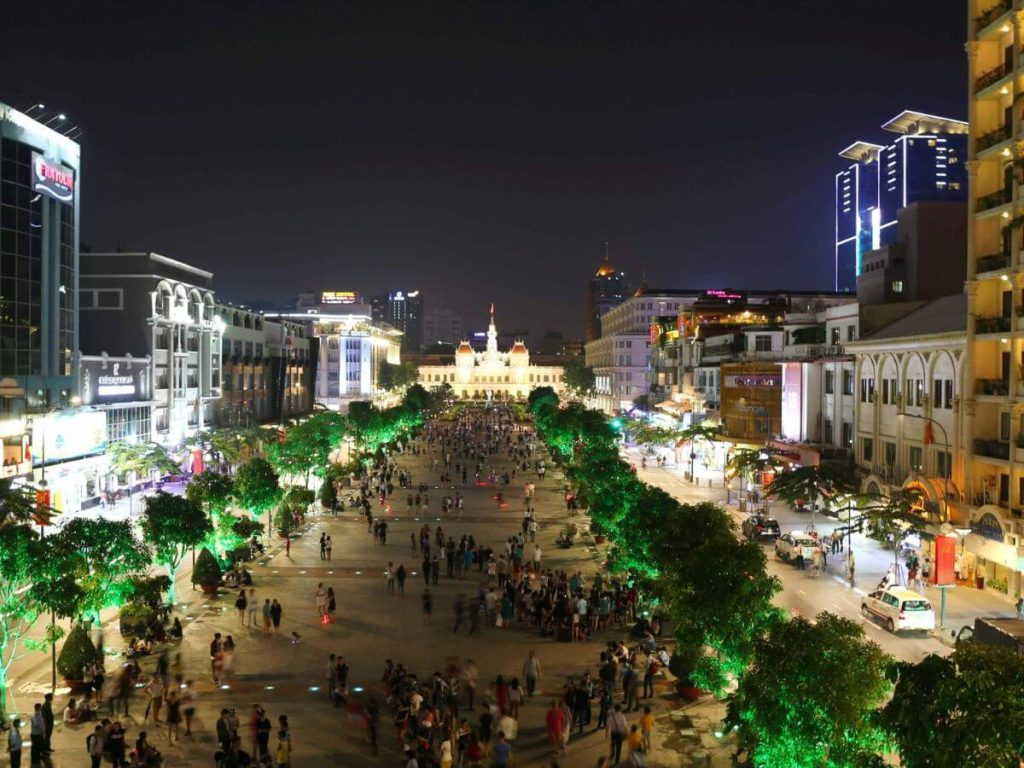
933;534;957;585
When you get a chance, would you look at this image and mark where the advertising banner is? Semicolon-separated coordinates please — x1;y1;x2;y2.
31;152;75;204
31;411;106;464
934;534;957;585
80;357;150;406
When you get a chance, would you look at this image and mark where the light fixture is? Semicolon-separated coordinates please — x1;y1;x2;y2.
1003;24;1012;32
1002;86;1010;95
1004;148;1012;156
1004;211;1011;219
1002;274;1010;281
1001;337;1009;343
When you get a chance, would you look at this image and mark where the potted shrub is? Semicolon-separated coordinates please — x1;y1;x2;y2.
275;505;296;539
191;547;223;595
57;624;100;693
119;602;156;637
592;520;607;545
669;644;705;701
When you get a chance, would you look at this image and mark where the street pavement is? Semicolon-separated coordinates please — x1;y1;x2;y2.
14;424;721;767
627;447;1017;664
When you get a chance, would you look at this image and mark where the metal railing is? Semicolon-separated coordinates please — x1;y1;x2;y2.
976;187;1012;212
976;0;1012;31
977;124;1010;152
975;61;1009;93
974;438;1011;461
977;252;1011;273
975;315;1012;334
976;377;1010;396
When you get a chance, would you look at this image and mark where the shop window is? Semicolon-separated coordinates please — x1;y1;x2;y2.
909;446;922;470
842;370;854;396
861;437;873;463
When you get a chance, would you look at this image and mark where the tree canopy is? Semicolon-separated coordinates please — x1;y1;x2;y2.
140;492;212;604
561;359;596;395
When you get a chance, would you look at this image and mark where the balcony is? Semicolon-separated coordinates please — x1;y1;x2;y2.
976;0;1011;31
977;124;1010;153
975;439;1011;461
977;187;1012;212
975;61;1009;93
976;377;1010;396
977;252;1011;273
975;315;1012;334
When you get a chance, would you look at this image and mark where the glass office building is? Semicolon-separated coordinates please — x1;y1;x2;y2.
834;111;967;293
0;103;80;411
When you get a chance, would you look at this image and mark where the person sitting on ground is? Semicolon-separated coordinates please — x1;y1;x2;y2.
63;698;81;725
169;617;183;640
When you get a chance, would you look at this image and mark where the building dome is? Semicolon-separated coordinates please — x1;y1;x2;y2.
456;341;474;355
510;341;528;354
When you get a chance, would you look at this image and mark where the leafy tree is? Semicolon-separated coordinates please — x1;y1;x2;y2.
234;458;282;537
527;386;559;412
265;411;346;482
402;383;431;414
44;518;151;625
140;492;212;604
107;440;179;478
727;612;892;768
184;428;251;471
767;461;858;527
191;547;223;587
0;477;39;530
55;623;101;681
186;471;235;516
881;642;1024;768
0;524;45;718
562;359;596;396
377;360;419;391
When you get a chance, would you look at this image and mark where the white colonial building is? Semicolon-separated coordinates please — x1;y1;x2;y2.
418;306;564;399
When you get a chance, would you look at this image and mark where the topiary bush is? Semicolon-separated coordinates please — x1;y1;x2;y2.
191;547;223;586
57;623;100;680
275;505;296;536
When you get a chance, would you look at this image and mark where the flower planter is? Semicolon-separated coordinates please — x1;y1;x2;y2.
64;678;87;695
675;681;706;701
199;583;218;595
594;534;607;544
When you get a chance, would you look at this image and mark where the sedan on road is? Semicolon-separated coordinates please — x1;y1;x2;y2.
861;587;935;633
741;515;781;542
774;532;820;564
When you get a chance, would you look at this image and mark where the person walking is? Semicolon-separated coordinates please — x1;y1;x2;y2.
533;544;542;568
546;699;566;754
41;693;54;754
422;588;433;622
86;723;103;768
325;535;333;561
607;704;628;765
327;587;337;622
262;598;272;632
315;583;326;616
387;562;396;594
397;563;407;594
319;532;327;560
7;717;22;768
29;704;44;765
165;689;182;745
639;706;654;751
144;675;165;723
271;599;283;632
246;589;258;627
523;650;541;697
235;589;248;623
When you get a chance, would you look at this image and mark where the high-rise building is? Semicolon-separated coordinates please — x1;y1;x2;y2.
963;1;1024;596
586;247;629;341
372;290;424;351
423;305;464;348
0;102;81;412
835;111;967;293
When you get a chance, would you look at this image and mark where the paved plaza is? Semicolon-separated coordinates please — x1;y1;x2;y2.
15;416;720;767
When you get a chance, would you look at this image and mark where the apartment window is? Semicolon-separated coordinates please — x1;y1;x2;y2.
909;446;923;470
944;379;953;409
936;451;952;479
905;378;923;407
754;335;772;352
882;379;891;405
824;370;834;394
861;437;874;463
892;281;904;294
831;327;841;345
846;325;856;342
842;370;854;396
884;442;896;467
823;420;834;443
841;421;853;447
1001;411;1012;442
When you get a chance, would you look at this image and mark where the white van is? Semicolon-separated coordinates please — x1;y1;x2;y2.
861;587;935;633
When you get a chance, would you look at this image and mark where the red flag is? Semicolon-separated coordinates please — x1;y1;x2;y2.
924;420;934;446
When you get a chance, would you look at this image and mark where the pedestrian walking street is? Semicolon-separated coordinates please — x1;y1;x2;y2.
28;411;715;767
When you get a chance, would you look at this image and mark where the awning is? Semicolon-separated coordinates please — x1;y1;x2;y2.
655;400;688;414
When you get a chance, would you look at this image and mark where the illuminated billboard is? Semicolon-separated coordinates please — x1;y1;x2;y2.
31;152;75;204
31;411;106;464
321;291;359;305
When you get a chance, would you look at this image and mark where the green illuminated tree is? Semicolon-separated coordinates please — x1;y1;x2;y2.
185;428;251;472
140;492;212;605
726;612;892;768
107;440;179;478
265;411;346;482
766;461;858;526
186;471;240;555
43;518;151;625
881;642;1024;768
0;524;45;719
233;457;282;538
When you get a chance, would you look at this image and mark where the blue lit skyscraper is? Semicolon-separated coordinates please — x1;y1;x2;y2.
834;110;967;293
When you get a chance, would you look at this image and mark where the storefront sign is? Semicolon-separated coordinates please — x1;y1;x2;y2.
31;411;106;464
80;358;150;405
971;512;1004;543
701;289;747;303
31;152;75;204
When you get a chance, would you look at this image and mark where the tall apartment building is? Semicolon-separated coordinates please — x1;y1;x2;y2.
964;0;1024;597
372;290;424;352
423;305;464;347
836;111;967;293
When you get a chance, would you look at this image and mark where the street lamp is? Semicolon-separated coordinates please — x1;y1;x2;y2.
899;412;951;518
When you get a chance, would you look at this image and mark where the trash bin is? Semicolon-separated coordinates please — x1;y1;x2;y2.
976;576;985;590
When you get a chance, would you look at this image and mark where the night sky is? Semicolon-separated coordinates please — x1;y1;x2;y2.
3;1;965;338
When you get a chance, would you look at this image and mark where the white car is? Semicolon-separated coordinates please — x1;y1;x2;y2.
774;533;820;563
861;587;935;633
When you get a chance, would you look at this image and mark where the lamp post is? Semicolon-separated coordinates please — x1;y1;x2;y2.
898;412;951;518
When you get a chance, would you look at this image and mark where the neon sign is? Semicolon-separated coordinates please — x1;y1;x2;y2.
31;152;75;204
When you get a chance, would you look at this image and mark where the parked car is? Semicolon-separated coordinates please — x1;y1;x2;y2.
861;587;935;633
741;515;781;542
774;532;820;563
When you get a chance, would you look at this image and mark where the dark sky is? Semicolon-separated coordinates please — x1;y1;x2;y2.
3;0;966;338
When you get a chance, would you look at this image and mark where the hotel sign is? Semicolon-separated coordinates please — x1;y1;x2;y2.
321;291;358;305
31;152;75;204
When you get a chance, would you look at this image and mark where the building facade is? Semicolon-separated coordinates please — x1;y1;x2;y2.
836;111;967;293
423;304;464;347
418;306;564;399
79;252;222;447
